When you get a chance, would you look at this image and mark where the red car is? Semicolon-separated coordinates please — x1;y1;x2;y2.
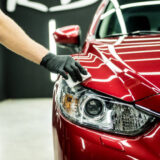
52;0;160;159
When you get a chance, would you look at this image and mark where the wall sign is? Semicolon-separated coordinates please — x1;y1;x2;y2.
7;0;99;12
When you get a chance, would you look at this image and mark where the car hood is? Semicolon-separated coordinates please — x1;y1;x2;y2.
73;34;160;102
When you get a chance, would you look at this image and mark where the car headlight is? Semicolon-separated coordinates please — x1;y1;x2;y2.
56;79;155;136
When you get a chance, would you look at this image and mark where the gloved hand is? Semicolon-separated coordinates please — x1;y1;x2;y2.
40;53;87;82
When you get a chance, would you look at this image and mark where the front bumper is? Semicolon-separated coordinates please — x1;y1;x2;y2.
53;100;160;160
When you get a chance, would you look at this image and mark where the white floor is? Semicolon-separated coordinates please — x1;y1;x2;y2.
0;98;54;160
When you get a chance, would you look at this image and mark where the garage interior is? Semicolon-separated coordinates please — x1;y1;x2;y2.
0;0;100;160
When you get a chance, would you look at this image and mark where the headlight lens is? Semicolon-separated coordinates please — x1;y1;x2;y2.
84;98;105;117
56;79;155;136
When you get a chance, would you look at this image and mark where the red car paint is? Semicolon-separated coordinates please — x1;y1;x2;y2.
76;35;160;102
53;0;160;159
53;25;80;45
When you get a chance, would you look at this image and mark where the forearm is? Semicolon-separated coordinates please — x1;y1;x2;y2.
0;10;48;64
0;11;87;82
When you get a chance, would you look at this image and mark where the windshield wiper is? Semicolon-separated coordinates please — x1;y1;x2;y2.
128;30;160;35
105;30;160;38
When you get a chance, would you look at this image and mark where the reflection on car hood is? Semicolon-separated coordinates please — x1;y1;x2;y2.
73;34;160;102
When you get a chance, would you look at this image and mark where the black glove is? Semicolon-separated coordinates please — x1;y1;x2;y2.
40;53;87;82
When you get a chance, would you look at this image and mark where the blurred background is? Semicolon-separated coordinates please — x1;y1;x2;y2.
0;0;100;160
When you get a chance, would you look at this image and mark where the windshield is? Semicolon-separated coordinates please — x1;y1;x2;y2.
96;0;160;38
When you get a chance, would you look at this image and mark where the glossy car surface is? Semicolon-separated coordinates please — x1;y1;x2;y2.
53;0;160;159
